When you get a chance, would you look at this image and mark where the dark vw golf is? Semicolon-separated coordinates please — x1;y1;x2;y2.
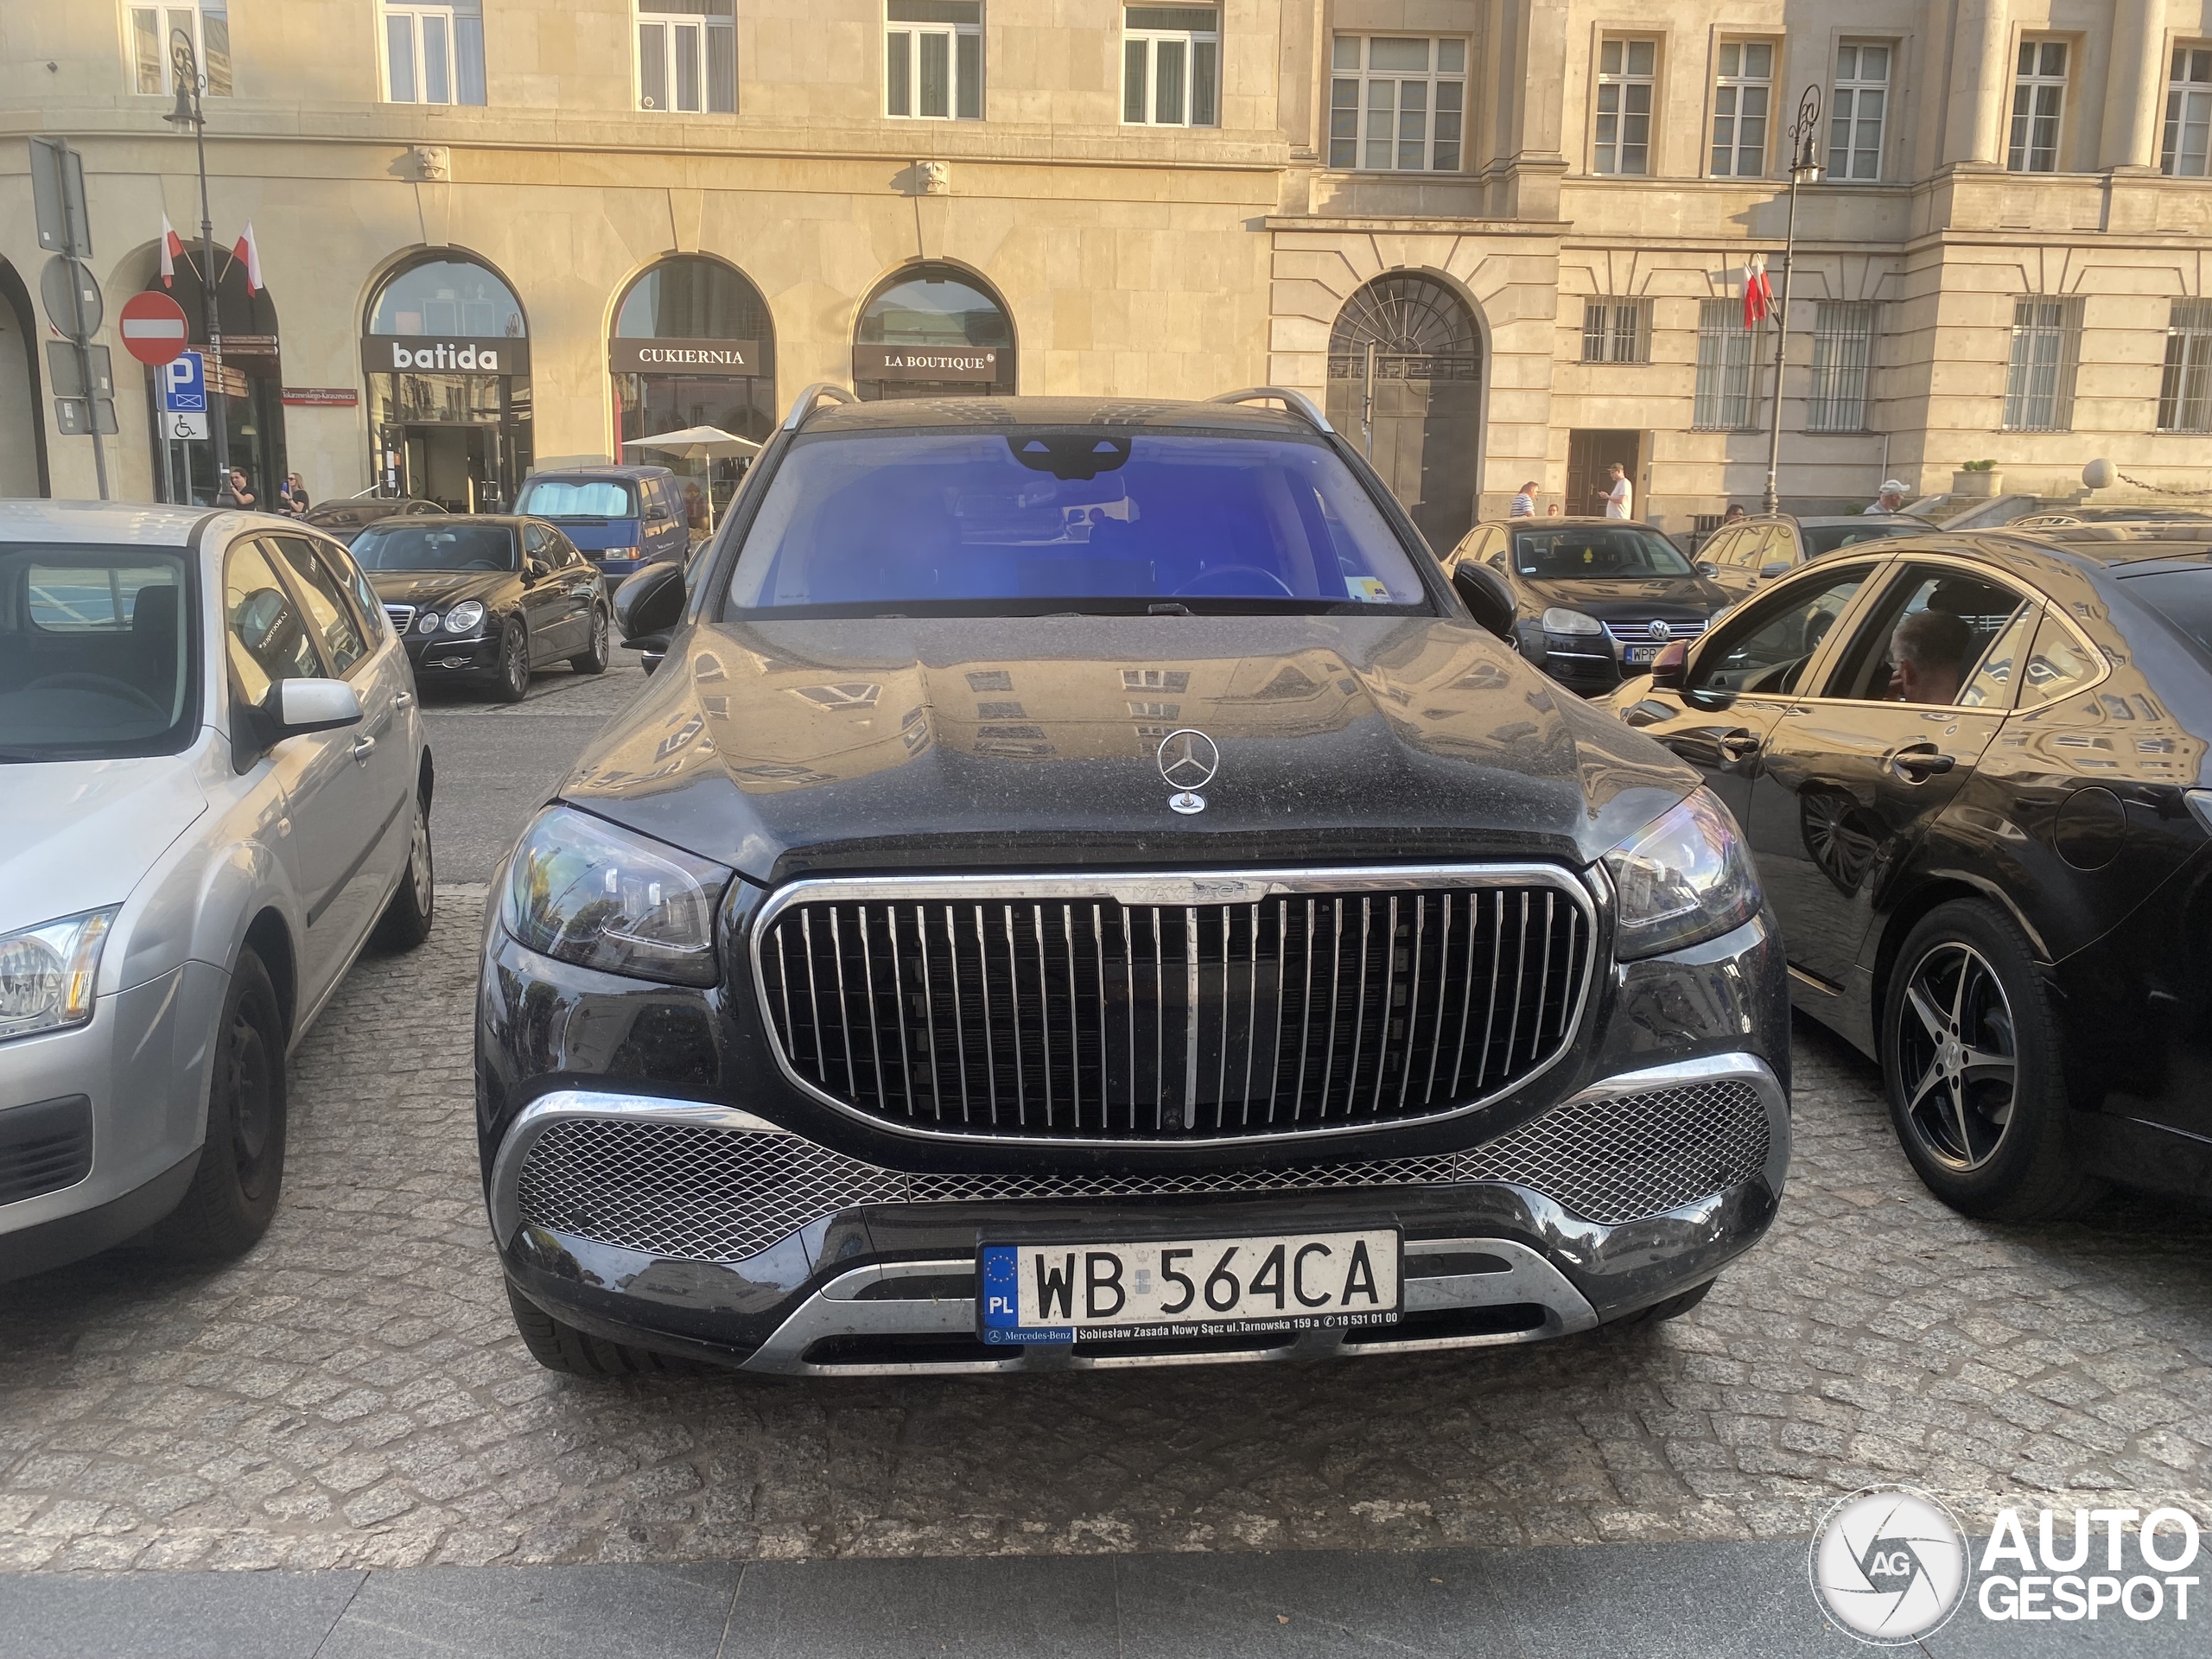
476;389;1790;1378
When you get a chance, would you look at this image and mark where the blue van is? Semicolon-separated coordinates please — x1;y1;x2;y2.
512;464;689;577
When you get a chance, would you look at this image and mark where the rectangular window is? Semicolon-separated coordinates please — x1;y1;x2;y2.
2003;297;2083;431
130;2;231;96
1710;41;1772;177
2008;39;2069;172
887;0;982;120
382;2;486;105
1326;35;1466;171
1580;299;1650;364
1828;41;1890;180
1694;298;1762;430
2162;47;2212;176
1593;37;1656;175
1123;6;1217;127
637;1;735;114
1807;302;1876;433
2158;300;2212;433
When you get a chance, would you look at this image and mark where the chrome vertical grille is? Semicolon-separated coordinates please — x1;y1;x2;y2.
754;870;1597;1142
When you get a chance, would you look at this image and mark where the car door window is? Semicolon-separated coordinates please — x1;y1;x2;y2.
2019;611;2102;709
267;536;370;677
1819;564;2030;707
1955;604;2038;709
308;536;388;645
523;524;547;567
1688;565;1876;697
225;540;324;704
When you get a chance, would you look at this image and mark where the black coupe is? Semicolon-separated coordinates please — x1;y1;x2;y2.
353;517;610;702
1611;522;2212;1217
474;388;1792;1380
1445;518;1731;697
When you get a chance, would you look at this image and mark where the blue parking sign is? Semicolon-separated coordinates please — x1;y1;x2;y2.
162;350;206;414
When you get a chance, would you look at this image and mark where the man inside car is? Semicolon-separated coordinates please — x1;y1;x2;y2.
1888;607;1971;704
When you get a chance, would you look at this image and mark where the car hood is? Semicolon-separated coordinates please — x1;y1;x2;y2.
0;753;207;938
1516;575;1728;620
368;569;514;609
557;615;1700;883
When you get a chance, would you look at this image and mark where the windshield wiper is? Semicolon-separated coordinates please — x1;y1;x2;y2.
1147;601;1192;616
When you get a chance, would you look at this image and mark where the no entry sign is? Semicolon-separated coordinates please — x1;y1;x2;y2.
118;290;190;366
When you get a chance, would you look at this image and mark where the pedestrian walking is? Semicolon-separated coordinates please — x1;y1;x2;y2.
1866;480;1908;514
1599;463;1632;518
1510;480;1539;518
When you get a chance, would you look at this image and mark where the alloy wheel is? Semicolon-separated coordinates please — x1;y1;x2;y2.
505;626;528;696
591;609;607;663
407;802;433;899
1894;940;2018;1171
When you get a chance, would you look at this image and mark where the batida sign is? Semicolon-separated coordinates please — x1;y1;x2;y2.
361;334;530;375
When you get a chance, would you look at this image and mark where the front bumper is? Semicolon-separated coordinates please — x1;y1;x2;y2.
401;630;499;677
490;1052;1788;1375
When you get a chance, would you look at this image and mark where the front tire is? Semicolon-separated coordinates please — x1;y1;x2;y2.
505;1282;687;1377
372;777;435;950
1880;899;2102;1221
569;606;610;675
491;619;530;703
149;948;288;1259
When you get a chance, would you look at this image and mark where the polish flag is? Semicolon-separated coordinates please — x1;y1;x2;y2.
1743;253;1774;328
160;213;183;288
231;221;263;295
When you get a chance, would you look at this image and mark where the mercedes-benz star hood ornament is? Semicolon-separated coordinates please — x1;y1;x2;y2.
1157;728;1218;815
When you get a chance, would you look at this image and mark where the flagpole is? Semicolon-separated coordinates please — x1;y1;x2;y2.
1762;87;1823;518
166;31;231;497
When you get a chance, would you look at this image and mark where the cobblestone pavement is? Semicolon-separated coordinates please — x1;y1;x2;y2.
3;895;2208;1574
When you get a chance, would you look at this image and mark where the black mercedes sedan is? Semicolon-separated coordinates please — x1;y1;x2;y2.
353;517;610;702
302;494;446;545
1443;518;1730;698
1608;523;2212;1219
475;387;1791;1381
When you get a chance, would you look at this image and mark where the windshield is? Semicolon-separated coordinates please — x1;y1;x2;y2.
727;430;1431;615
351;525;518;572
1510;526;1693;578
514;479;639;519
1803;522;1919;556
0;545;196;762
2120;569;2212;663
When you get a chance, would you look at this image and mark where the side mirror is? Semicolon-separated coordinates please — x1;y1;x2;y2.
646;505;671;524
1695;561;1718;579
260;677;362;741
525;557;551;580
1760;561;1790;580
1450;563;1517;642
1648;639;1688;690
614;558;686;659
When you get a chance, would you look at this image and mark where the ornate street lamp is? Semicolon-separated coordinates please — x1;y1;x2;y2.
164;30;232;493
1761;86;1824;517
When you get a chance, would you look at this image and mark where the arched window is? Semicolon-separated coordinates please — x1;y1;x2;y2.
611;256;777;533
143;251;285;507
1325;273;1484;548
853;262;1014;398
361;252;531;510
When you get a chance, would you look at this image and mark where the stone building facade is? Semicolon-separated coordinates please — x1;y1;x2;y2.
3;0;2209;538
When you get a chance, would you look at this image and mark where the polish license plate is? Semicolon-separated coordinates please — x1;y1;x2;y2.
1624;644;1661;664
977;1230;1401;1346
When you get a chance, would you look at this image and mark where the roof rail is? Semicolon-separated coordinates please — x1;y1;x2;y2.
1209;387;1335;435
781;382;858;431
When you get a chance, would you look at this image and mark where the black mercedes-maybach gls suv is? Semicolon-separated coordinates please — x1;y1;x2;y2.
475;387;1791;1378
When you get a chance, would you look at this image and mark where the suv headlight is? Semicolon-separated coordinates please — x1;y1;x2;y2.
1541;607;1605;636
0;908;118;1043
501;805;731;986
442;601;485;634
1601;791;1762;960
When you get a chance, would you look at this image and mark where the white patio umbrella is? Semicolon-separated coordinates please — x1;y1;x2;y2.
620;426;762;532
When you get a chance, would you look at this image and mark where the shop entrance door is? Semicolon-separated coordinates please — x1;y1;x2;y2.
391;424;506;512
1566;430;1643;519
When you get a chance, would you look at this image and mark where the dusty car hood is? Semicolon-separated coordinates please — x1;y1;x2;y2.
1516;575;1728;619
368;569;513;610
559;615;1700;882
0;754;207;936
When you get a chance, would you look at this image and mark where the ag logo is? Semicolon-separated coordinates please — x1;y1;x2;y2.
1808;1484;1970;1644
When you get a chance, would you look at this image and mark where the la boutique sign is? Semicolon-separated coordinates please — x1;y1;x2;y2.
362;334;531;375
